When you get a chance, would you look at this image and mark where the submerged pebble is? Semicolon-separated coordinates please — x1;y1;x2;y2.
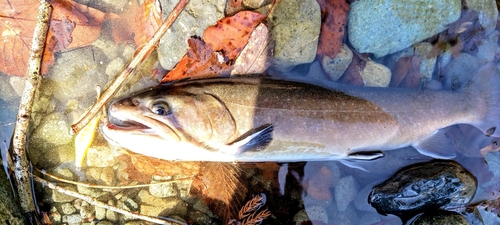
268;0;321;71
368;160;477;218
360;60;391;87
321;44;353;81
349;0;461;57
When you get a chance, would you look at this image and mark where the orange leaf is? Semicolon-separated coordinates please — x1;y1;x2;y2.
160;10;266;83
0;0;108;76
203;11;266;60
316;0;349;59
111;0;161;46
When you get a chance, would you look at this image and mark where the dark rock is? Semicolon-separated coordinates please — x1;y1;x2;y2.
410;210;468;225
368;160;476;219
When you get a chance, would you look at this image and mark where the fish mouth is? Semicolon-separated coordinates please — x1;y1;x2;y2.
104;110;182;142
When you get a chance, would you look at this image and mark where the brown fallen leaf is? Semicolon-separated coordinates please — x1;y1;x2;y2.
428;9;484;59
0;0;110;76
390;55;421;88
337;51;365;86
111;0;162;46
191;162;248;223
316;0;349;59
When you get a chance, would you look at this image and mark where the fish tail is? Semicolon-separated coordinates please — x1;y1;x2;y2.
466;62;500;137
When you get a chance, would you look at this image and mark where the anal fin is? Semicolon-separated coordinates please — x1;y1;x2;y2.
219;124;274;155
413;129;456;159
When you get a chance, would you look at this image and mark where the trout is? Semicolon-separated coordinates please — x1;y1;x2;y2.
101;63;500;163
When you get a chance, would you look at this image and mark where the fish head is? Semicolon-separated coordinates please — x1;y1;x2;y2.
101;86;236;154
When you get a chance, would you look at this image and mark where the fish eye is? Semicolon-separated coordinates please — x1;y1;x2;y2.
151;103;170;115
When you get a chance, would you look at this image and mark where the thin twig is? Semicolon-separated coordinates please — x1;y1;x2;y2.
32;175;187;225
11;0;51;214
35;166;192;189
70;0;189;135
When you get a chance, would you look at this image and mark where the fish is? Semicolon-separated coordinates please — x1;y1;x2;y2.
101;63;500;163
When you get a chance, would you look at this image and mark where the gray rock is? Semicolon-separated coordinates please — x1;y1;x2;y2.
9;76;25;98
62;214;82;224
80;201;95;221
60;202;77;214
46;46;107;104
304;205;328;224
485;151;500;178
51;186;78;203
360;60;392;87
31;112;73;146
268;0;321;70
137;189;169;216
157;0;225;70
413;42;436;82
334;176;358;212
0;73;20;103
321;44;353;81
149;179;179;198
349;0;461;57
105;57;125;78
243;0;272;9
0;164;25;224
106;200;118;222
86;145;120;167
95;206;106;220
442;53;482;90
476;31;499;63
86;167;115;186
466;0;498;32
97;221;115;225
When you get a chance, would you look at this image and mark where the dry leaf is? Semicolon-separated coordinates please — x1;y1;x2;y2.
192;162;248;223
0;0;109;76
337;52;365;86
111;0;162;46
390;56;421;88
160;10;267;83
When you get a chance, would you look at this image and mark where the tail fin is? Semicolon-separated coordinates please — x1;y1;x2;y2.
466;62;500;137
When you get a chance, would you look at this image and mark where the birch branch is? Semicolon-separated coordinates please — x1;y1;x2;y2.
11;0;51;214
70;0;189;135
32;175;187;225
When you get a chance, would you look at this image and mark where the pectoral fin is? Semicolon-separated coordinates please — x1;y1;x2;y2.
219;124;274;155
413;129;456;159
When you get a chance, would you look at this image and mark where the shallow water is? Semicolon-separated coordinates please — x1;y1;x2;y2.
0;1;500;225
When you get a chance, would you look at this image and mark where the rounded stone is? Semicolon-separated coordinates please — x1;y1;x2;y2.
268;0;321;70
368;160;477;218
348;0;461;57
321;44;353;81
360;60;391;87
410;210;468;225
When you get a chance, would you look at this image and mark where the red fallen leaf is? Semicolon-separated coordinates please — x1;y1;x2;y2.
111;0;162;46
161;11;267;83
0;0;109;76
316;0;349;59
390;56;421;88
